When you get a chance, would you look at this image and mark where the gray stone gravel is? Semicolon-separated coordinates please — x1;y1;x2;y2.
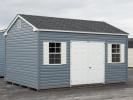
0;68;133;100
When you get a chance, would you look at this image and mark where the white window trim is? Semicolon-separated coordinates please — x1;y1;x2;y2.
43;41;67;65
108;43;125;64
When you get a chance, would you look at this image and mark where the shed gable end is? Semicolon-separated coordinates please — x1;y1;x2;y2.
7;17;33;34
5;17;39;89
5;15;38;35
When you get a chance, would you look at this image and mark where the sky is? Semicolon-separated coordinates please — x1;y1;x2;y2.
0;0;133;37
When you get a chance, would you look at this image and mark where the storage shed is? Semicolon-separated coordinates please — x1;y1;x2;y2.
4;14;128;90
128;38;133;67
0;29;5;77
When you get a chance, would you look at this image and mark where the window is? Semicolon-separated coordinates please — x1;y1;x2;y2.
43;41;67;65
49;43;61;64
112;44;120;62
16;20;22;29
108;43;125;63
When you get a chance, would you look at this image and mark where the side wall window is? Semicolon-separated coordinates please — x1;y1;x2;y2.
112;44;120;62
49;43;61;64
108;43;125;63
43;42;67;65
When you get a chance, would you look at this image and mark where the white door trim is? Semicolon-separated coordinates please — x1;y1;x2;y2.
70;41;105;86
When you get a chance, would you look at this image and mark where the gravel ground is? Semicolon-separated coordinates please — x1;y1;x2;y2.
0;68;133;100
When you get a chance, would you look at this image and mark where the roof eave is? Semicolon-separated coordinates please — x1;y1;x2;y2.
34;28;128;36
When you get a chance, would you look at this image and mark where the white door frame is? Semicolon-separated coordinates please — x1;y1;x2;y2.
70;41;105;86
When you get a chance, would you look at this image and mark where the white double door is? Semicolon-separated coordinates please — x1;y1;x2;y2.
71;41;105;85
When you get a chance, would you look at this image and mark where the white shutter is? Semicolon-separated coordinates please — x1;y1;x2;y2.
43;42;49;65
61;42;67;64
108;44;112;63
120;44;125;63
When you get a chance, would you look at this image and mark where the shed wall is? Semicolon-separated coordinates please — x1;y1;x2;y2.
5;18;39;89
39;31;128;89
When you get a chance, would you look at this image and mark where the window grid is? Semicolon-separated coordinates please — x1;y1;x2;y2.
112;44;120;62
49;43;61;64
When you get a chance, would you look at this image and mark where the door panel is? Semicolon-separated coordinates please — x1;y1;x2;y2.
70;41;105;85
70;41;88;85
87;42;105;84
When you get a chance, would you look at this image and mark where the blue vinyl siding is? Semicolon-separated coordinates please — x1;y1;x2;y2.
0;32;5;77
38;36;70;89
39;31;128;89
5;18;39;89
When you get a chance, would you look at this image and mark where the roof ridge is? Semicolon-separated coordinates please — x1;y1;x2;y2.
19;14;105;23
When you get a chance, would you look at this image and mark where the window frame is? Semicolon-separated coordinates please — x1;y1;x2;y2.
49;42;61;64
111;44;121;63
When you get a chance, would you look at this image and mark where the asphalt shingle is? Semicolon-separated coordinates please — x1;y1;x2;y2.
20;14;128;34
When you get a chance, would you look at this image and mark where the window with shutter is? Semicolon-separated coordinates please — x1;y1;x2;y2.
43;42;67;65
108;43;125;63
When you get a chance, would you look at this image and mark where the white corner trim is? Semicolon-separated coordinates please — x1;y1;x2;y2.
4;14;38;35
35;28;128;36
4;32;7;35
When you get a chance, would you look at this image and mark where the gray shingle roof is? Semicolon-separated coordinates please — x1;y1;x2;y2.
128;38;133;48
20;14;128;34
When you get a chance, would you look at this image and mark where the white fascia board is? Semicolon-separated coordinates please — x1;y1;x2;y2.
4;14;38;35
34;28;128;36
18;15;38;31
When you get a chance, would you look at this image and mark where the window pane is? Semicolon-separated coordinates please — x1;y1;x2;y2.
112;54;116;57
55;59;61;64
56;43;61;47
112;49;117;53
117;44;120;48
49;43;55;47
49;48;55;53
49;54;54;59
112;58;115;62
116;54;120;58
112;44;116;48
55;54;61;58
116;58;120;62
56;48;61;53
49;59;54;64
117;49;120;53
